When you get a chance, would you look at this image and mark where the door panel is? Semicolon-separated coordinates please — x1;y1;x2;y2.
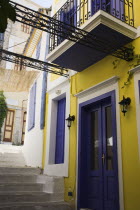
55;98;66;164
87;106;103;210
4;110;15;142
79;94;119;210
22;111;27;144
102;104;119;210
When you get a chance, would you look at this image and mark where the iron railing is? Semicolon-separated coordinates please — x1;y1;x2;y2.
0;49;69;77
49;0;134;52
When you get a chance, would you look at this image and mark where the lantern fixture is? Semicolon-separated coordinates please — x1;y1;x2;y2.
119;96;131;116
66;114;75;128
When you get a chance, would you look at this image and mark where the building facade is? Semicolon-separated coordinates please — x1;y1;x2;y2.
24;0;140;210
0;0;41;145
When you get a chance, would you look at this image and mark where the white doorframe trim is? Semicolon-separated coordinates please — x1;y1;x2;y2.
131;66;140;159
44;80;70;177
75;77;124;210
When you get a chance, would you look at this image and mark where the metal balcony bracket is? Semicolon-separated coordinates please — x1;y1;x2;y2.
112;47;134;61
0;49;69;77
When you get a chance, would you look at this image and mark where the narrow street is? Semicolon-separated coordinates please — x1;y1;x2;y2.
0;144;71;210
0;0;140;209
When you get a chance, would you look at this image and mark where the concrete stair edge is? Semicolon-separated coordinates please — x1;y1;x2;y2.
0;201;73;210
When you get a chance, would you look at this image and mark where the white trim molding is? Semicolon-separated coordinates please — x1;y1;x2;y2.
75;77;124;210
133;67;140;159
47;73;70;93
129;65;140;74
75;76;119;98
46;10;137;63
44;80;70;177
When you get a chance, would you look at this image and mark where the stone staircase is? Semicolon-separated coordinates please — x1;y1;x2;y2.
0;145;72;210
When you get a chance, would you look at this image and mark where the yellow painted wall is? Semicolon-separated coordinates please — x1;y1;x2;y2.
44;0;140;209
50;74;60;81
42;94;49;169
64;41;140;210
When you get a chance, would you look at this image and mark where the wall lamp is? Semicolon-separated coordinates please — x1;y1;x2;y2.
119;96;131;116
66;114;75;128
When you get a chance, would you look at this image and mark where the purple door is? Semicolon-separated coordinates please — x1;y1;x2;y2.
78;92;119;210
55;98;66;164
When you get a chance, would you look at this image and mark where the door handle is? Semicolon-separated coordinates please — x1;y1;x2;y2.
102;153;105;166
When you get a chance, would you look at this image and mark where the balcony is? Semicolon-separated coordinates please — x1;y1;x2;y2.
47;0;137;72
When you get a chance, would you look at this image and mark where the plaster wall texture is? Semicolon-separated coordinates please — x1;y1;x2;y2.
5;0;41;70
42;0;140;209
23;73;44;167
52;0;67;15
4;92;28;107
0;0;41;143
0;21;12;69
22;30;48;167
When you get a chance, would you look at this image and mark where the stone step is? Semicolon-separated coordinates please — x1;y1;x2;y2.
0;159;26;164
0;192;63;203
0;163;26;167
0;183;43;192
0;154;25;161
0;202;72;210
0;174;39;183
0;152;24;156
0;145;23;150
0;167;41;175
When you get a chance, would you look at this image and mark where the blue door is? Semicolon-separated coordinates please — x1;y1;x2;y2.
55;98;66;164
78;93;119;210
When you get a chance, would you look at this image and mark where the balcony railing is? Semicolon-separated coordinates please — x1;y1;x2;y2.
49;0;134;52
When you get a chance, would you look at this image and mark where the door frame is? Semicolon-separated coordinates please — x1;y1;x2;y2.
3;109;15;142
21;111;27;145
75;77;124;210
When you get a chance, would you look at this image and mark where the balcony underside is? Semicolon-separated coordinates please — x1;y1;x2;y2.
47;11;137;72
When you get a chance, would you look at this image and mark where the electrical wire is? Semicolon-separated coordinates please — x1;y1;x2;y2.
5;40;27;50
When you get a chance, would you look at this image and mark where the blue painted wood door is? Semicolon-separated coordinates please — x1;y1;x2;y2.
55;98;66;164
79;95;119;210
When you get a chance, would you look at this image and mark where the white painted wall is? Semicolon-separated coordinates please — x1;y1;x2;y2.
22;31;47;167
6;0;41;69
52;0;67;15
1;0;41;144
4;92;28;107
23;73;44;167
133;66;140;159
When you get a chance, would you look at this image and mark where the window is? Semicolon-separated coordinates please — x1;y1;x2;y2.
36;37;42;59
0;33;4;48
28;82;37;131
21;23;30;34
55;98;66;164
0;33;4;41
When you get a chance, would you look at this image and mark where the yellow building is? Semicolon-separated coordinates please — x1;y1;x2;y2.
42;0;140;210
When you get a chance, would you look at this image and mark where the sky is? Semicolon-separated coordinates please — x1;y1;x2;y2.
32;0;52;7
